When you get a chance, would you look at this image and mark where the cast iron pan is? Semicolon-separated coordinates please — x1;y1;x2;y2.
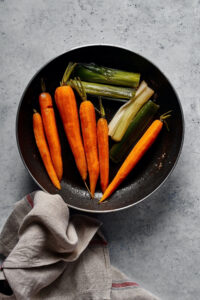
16;45;184;213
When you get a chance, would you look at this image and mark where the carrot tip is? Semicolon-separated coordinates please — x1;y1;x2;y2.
56;183;61;190
90;190;95;199
99;196;105;203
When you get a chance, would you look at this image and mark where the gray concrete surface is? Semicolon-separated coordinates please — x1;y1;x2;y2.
0;0;199;299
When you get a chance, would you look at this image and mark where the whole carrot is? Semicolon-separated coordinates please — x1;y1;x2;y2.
97;97;109;193
71;78;99;198
33;110;61;190
54;63;87;182
99;112;172;202
39;80;63;181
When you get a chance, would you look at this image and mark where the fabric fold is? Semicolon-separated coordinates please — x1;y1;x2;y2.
3;192;101;269
0;191;159;300
1;191;109;299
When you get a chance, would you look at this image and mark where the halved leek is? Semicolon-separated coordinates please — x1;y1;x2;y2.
112;86;154;141
110;100;159;163
108;81;148;137
74;63;140;88
68;80;136;100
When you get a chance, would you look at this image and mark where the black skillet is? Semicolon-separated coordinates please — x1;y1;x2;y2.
16;45;184;213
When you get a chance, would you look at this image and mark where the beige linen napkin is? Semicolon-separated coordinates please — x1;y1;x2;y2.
0;191;159;300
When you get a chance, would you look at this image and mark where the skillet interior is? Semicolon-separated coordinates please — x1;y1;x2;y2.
16;45;184;212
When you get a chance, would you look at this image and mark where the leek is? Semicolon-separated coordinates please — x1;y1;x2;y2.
68;80;136;100
112;85;154;141
108;81;148;136
74;63;140;88
110;101;159;163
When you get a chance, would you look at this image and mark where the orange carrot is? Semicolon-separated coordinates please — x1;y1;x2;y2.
80;101;99;197
39;90;63;181
71;78;99;198
33;110;61;190
99;112;171;202
97;97;109;192
54;63;87;181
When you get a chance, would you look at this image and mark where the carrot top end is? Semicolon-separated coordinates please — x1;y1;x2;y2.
41;78;46;92
160;110;172;121
70;77;87;101
61;62;77;86
160;110;172;131
99;96;105;118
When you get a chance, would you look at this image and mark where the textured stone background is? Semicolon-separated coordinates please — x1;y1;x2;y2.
0;0;200;299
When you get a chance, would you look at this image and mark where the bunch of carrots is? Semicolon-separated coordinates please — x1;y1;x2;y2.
33;62;171;203
33;80;62;190
33;63;109;198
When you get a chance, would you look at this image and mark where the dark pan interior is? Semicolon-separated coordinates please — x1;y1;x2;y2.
16;45;184;213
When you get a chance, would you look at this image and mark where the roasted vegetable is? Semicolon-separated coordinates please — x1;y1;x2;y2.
109;81;148;136
97;97;109;192
70;78;99;198
111;85;154;141
110;100;159;163
75;63;140;88
55;63;88;181
33;110;61;190
68;80;136;100
39;82;63;181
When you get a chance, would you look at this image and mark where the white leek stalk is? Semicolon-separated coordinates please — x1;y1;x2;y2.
112;85;154;141
108;81;148;137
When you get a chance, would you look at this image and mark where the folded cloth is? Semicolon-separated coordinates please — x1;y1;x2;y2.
0;191;159;300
